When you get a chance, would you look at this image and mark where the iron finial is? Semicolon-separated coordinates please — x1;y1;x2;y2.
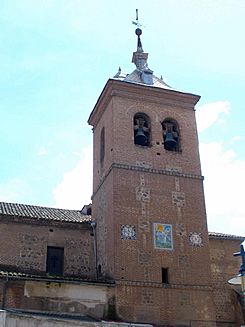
132;9;144;52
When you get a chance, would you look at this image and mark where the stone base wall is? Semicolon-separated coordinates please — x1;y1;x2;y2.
0;310;153;327
0;280;115;321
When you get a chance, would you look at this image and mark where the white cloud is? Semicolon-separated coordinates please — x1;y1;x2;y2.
200;141;245;235
36;146;48;156
230;135;243;144
196;101;230;132
196;100;245;235
52;144;93;209
0;178;31;203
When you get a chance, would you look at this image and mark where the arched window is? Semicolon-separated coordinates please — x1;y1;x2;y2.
100;127;105;164
133;113;150;146
162;119;180;152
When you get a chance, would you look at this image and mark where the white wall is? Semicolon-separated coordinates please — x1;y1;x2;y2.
0;311;153;327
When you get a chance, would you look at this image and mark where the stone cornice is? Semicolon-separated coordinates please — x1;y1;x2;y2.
88;79;200;128
116;279;212;291
92;162;203;199
110;87;199;110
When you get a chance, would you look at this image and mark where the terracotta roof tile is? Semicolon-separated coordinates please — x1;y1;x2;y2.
0;269;114;286
0;202;91;224
208;231;244;240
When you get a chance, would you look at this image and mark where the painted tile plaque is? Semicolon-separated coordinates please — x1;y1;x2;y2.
189;232;203;247
153;223;173;250
121;224;136;240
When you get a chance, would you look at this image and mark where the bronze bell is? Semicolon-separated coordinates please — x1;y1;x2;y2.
164;132;176;150
135;128;148;146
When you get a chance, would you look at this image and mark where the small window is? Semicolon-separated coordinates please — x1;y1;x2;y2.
98;264;102;275
161;267;169;284
46;246;64;275
100;127;105;164
133;113;150;146
87;206;92;215
162;119;180;152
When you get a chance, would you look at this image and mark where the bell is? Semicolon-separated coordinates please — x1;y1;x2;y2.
135;128;148;146
164;132;176;150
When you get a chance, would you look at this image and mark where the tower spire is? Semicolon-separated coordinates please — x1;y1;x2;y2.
135;27;143;53
132;9;144;52
114;10;171;88
132;10;153;84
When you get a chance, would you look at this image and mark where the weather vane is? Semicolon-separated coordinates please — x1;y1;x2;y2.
132;9;144;29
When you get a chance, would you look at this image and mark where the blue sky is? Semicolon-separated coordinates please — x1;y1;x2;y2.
0;1;245;235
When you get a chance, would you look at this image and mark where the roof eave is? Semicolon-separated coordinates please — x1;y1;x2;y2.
87;79;201;128
208;232;245;241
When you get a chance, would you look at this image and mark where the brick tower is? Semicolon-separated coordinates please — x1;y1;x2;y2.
88;25;216;326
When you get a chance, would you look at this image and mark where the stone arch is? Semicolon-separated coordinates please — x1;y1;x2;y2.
133;112;151;146
162;118;181;152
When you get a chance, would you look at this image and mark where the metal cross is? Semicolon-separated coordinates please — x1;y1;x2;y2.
132;9;142;28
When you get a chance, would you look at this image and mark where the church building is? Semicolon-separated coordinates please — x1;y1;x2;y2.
0;21;244;327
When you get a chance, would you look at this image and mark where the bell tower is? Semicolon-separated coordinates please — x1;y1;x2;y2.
88;20;216;326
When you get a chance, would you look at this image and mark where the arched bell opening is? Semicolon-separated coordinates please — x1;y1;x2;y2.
162;119;180;152
100;127;105;164
133;113;151;147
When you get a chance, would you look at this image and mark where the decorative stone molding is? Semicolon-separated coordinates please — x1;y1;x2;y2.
92;163;203;199
165;166;182;173
136;186;150;203
138;251;152;265
172;192;185;207
136;161;153;169
116;280;212;291
141;289;154;304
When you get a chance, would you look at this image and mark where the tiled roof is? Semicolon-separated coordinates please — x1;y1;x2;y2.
113;69;172;90
0;202;92;224
208;231;244;240
0;269;115;286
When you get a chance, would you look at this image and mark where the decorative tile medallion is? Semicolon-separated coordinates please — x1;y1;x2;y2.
153;223;173;250
189;232;203;247
121;224;136;240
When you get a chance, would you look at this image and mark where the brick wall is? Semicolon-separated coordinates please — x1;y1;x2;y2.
116;283;216;325
90;80;217;325
0;219;94;278
209;237;244;326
